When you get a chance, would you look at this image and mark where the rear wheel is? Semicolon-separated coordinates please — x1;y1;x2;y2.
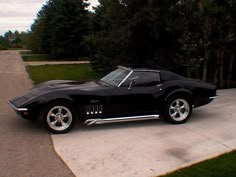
164;96;192;124
42;102;76;134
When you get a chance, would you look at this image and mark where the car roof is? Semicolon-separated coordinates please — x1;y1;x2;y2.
118;65;185;81
118;66;161;72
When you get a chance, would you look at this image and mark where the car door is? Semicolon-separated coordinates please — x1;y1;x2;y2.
105;71;164;116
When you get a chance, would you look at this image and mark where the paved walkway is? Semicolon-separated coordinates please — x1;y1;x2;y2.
25;61;90;66
52;89;236;177
0;50;74;177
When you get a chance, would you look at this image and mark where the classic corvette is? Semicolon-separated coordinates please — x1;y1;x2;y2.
9;66;217;134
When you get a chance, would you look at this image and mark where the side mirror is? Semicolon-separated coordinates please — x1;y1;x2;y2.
128;80;134;90
127;76;139;90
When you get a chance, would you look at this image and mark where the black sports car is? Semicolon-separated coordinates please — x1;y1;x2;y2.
9;66;217;134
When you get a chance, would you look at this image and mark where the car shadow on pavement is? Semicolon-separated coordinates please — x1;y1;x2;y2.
4;114;50;135
71;108;218;134
74;119;173;133
7;108;217;135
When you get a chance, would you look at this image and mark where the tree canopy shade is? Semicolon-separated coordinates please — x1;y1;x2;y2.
84;0;183;73
3;0;235;88
85;0;236;88
29;0;89;59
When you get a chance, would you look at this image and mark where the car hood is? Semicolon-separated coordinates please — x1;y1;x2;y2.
9;80;109;107
30;80;107;95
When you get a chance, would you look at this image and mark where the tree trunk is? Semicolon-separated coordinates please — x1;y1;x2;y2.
202;44;208;81
219;50;224;88
214;49;220;84
227;53;234;88
203;61;208;81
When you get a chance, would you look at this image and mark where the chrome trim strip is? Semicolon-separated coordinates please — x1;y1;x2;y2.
118;70;133;87
209;95;218;99
84;114;160;126
118;66;131;71
117;66;160;73
134;69;160;72
8;102;28;111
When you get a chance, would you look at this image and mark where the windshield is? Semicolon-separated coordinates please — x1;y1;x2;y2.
100;68;130;87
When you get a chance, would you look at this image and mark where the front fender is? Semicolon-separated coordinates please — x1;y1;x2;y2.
22;92;75;110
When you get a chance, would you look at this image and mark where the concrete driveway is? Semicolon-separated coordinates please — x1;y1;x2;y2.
0;50;74;177
52;89;236;177
2;50;236;177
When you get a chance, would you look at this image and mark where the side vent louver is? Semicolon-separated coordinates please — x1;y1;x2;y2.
86;105;103;115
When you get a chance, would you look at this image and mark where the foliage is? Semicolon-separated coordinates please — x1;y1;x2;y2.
2;0;236;88
84;0;184;72
26;64;102;85
0;36;9;50
85;0;236;88
0;30;28;49
29;0;89;58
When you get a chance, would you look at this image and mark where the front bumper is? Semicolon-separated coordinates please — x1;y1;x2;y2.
8;101;30;119
8;101;28;111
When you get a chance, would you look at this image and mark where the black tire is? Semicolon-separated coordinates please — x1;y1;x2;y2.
164;96;192;124
42;102;76;134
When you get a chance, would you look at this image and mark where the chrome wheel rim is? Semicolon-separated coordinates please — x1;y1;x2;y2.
47;106;73;131
169;99;190;121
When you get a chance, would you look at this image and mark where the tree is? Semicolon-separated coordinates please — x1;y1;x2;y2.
23;0;236;88
0;36;9;50
29;0;89;58
84;0;129;72
0;30;25;49
85;0;185;73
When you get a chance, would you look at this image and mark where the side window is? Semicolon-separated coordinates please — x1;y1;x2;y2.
122;71;160;87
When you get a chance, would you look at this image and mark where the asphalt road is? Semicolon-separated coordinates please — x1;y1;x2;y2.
0;50;74;177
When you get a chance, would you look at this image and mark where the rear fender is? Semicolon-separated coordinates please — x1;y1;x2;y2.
165;89;192;102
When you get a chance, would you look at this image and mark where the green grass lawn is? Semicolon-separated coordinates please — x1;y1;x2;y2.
20;51;89;61
21;54;89;61
22;54;53;61
19;50;33;55
159;150;236;177
26;64;102;85
20;50;56;61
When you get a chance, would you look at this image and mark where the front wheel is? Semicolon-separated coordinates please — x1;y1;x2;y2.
42;102;76;134
164;97;192;124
